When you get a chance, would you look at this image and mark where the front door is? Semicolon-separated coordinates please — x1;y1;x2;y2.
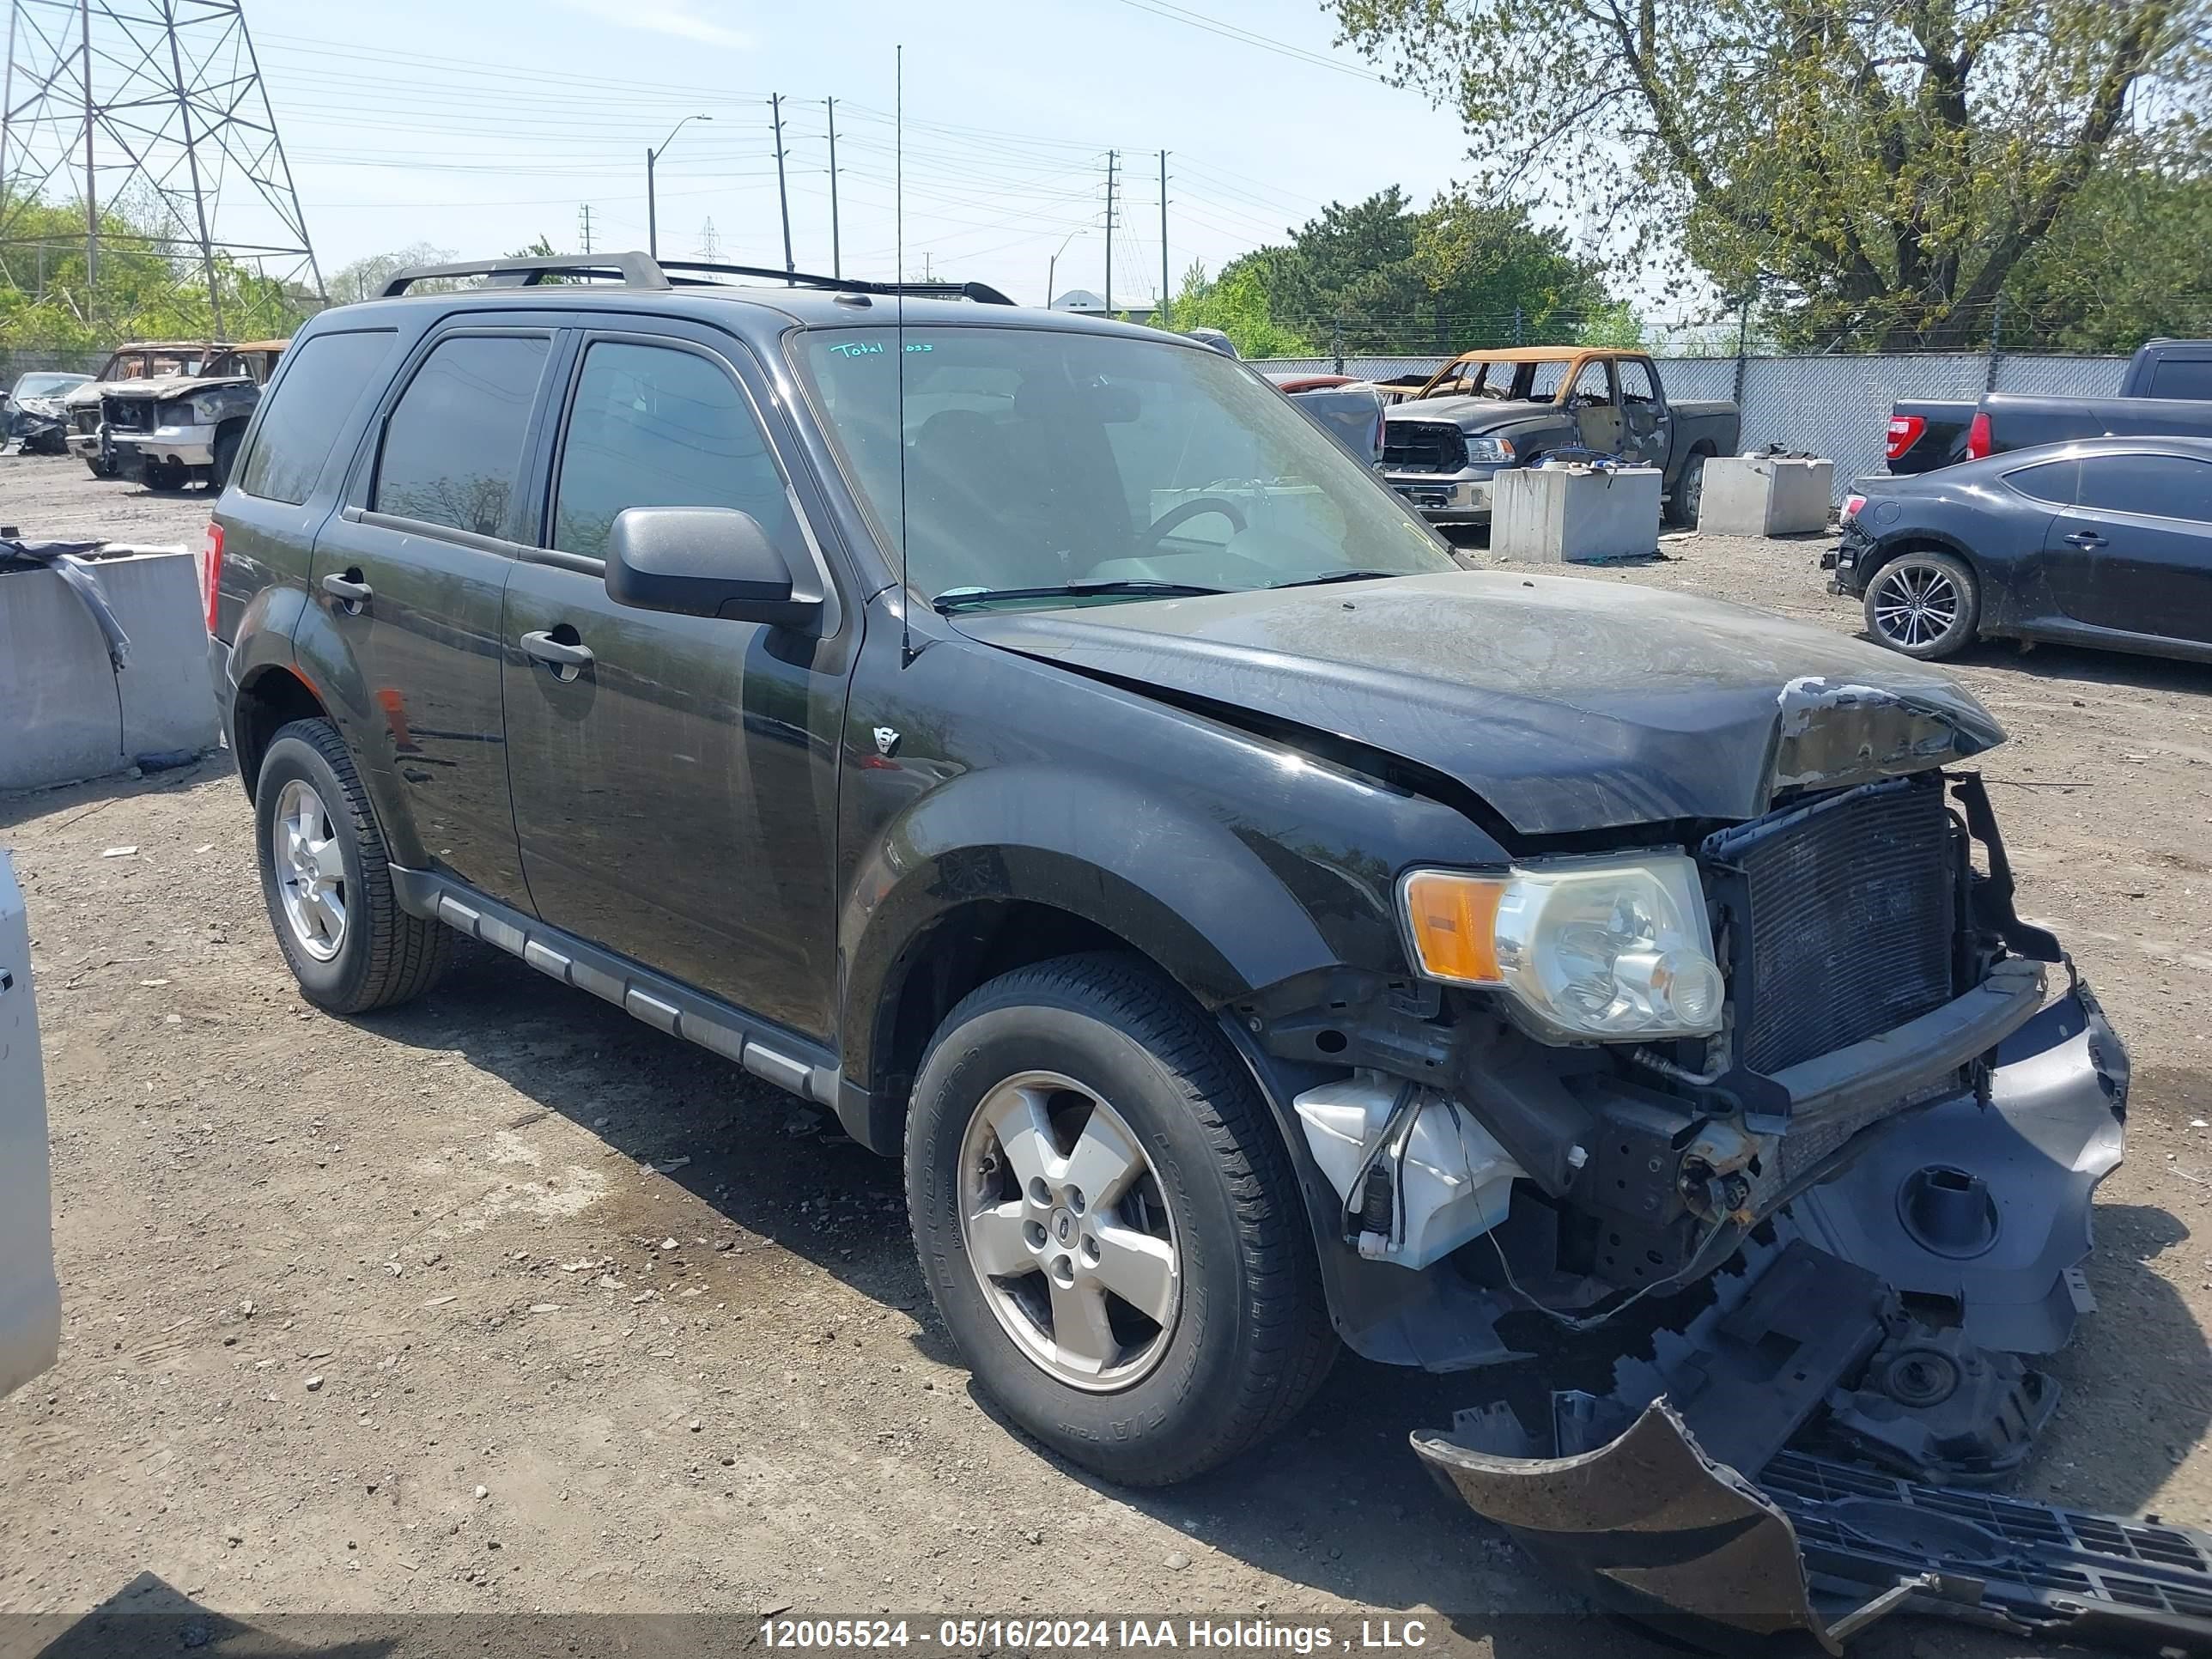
500;329;854;1040
2044;450;2212;644
1616;357;1671;471
309;326;556;908
1567;357;1623;454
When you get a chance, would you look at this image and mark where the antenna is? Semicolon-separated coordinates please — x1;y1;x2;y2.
895;44;912;666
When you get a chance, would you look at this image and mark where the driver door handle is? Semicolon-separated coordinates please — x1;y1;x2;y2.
520;629;594;671
321;570;371;605
2063;531;2106;550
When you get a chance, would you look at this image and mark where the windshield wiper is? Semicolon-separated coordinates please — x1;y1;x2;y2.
1270;568;1402;589
931;579;1225;613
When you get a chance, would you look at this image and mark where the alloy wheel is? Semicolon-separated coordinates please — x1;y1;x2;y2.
273;778;347;961
1871;562;1960;650
957;1071;1181;1391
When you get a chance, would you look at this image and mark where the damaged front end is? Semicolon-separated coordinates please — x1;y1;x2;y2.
1237;736;2173;1644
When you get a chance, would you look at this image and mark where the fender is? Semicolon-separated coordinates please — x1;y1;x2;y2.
838;763;1342;1085
286;589;432;869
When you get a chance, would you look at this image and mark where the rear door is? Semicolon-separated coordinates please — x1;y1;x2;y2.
0;852;59;1399
500;324;854;1040
2044;451;2212;643
309;323;559;908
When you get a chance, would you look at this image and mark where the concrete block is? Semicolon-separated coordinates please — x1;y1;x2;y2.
1697;456;1835;536
1492;465;1662;563
0;547;216;792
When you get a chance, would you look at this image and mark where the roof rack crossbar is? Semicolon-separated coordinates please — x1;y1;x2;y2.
380;252;1014;307
382;252;668;296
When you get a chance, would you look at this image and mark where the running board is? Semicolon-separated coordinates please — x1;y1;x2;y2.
387;866;842;1113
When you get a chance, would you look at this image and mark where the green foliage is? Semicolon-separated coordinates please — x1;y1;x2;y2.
0;189;314;346
1328;0;2210;351
1999;167;2212;351
1216;190;1631;355
327;242;459;306
1167;261;1320;357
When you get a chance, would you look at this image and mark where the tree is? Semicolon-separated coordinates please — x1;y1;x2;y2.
1998;164;2212;351
1219;190;1629;354
1328;0;2209;349
327;242;459;306
1167;261;1321;356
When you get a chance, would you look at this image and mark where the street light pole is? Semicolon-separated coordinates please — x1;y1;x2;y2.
646;112;713;259
1046;227;1087;308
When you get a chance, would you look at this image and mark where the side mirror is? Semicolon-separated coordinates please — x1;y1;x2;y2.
604;507;823;631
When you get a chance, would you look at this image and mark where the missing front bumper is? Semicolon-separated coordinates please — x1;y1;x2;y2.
1413;978;2182;1651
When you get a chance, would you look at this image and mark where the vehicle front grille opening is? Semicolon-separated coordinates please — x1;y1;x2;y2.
1382;422;1468;474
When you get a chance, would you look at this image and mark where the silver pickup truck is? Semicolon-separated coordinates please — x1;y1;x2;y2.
1382;347;1739;527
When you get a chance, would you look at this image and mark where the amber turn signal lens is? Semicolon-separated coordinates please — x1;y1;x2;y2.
1401;871;1506;985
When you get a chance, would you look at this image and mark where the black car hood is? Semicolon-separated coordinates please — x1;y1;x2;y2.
956;572;2004;837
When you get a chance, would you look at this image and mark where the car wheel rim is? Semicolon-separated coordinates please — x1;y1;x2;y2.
1873;564;1959;648
957;1070;1182;1393
273;779;347;962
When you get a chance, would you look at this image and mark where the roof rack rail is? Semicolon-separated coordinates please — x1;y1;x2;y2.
381;251;1016;307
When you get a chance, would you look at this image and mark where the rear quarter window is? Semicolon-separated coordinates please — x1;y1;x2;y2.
238;330;398;505
2147;357;2212;401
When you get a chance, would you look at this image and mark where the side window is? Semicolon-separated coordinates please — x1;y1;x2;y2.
550;340;799;561
1618;360;1656;403
2075;453;2212;524
1529;362;1569;400
1569;360;1613;405
2004;458;2077;507
238;330;398;506
373;334;550;539
2147;357;2212;401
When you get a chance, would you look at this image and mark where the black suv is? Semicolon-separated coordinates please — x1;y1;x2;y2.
208;253;2125;1490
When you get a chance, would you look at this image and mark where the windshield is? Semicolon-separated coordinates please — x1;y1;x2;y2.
12;374;87;398
796;325;1456;606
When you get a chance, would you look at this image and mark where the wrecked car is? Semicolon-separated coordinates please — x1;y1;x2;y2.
3;370;92;454
100;337;286;491
64;341;224;478
1383;346;1736;526
208;252;2193;1649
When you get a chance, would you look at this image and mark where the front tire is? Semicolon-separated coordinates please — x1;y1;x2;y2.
906;953;1335;1486
211;423;243;490
254;718;452;1013
1668;451;1709;526
141;459;190;492
1863;550;1978;659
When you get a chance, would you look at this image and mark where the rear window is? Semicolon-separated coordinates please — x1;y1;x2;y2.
2147;357;2212;401
373;334;550;538
238;330;398;505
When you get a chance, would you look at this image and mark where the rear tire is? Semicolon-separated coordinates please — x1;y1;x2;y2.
906;952;1335;1486
142;459;190;492
1863;550;1978;659
254;718;452;1013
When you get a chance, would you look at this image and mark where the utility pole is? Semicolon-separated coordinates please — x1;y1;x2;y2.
1157;150;1169;330
80;0;95;320
825;96;841;278
578;203;594;255
1103;149;1116;316
771;93;793;283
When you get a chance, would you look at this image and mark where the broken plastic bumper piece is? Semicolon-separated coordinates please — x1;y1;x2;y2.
1414;977;2209;1651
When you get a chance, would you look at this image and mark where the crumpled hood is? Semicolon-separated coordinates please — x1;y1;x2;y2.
95;374;252;402
1389;395;1554;432
956;571;2004;836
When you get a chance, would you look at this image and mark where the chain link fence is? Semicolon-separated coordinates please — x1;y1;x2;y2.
0;346;110;386
1251;350;2132;504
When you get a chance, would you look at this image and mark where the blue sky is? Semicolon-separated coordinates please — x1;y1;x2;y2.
248;0;1480;306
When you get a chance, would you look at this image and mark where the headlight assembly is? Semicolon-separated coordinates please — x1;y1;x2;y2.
1464;435;1515;465
1401;854;1723;1042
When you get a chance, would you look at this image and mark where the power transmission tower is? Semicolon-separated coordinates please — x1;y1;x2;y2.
699;216;719;261
1103;149;1116;316
0;0;323;335
577;203;594;255
769;91;793;283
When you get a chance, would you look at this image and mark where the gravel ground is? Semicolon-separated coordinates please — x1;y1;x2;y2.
3;451;2209;1656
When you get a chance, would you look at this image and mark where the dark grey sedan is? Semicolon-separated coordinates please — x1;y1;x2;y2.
1827;435;2212;662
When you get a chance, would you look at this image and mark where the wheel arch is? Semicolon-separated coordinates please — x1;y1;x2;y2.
230;664;326;794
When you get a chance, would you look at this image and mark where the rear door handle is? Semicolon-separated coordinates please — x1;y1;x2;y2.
321;570;372;606
520;629;594;672
2063;532;2106;550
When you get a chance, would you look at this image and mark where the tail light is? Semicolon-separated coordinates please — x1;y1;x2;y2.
1884;414;1925;460
1966;410;1992;460
200;520;224;635
1842;493;1867;520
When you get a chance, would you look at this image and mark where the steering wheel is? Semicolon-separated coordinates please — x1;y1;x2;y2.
1133;495;1249;556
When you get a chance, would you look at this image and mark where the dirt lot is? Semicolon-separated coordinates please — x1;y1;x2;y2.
3;451;2210;1656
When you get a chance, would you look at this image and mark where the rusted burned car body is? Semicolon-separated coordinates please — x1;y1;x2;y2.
100;337;286;489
